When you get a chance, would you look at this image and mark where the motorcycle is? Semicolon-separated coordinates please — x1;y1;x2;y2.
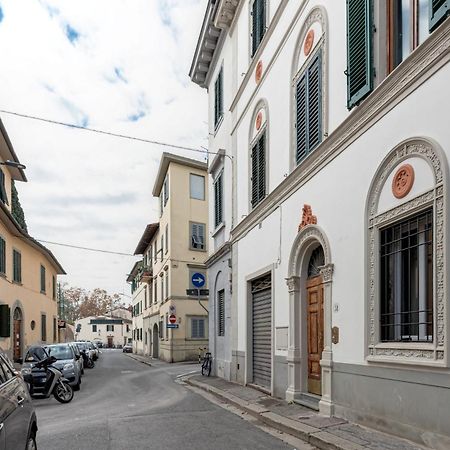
26;355;74;403
81;349;95;369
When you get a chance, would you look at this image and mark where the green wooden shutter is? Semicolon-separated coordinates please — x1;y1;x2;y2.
346;0;373;109
296;74;308;163
0;237;5;274
307;53;322;152
251;0;259;56
214;68;223;127
430;0;450;31
214;173;223;228
0;304;10;338
251;132;266;208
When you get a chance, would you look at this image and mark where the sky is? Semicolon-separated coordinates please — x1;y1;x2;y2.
0;0;208;302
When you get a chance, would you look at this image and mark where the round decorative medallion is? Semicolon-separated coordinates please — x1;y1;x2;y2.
392;164;415;199
255;60;263;84
256;111;263;130
304;29;315;56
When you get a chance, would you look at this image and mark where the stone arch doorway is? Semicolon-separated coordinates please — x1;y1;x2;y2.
286;225;334;416
13;307;23;362
152;324;159;359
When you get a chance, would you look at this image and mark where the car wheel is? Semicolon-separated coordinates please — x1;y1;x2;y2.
26;434;37;450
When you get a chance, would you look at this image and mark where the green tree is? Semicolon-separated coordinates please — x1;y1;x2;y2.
11;181;27;231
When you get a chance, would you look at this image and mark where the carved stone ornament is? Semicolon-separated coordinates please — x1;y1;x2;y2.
304;29;315;56
299;204;317;231
255;60;263;84
319;263;334;283
285;276;300;293
256;111;263;131
392;164;415;199
367;139;446;364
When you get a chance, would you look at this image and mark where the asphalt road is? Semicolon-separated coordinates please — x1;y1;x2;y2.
33;350;295;450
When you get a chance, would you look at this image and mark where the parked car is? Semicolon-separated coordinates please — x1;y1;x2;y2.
22;344;82;393
68;342;84;375
0;348;38;450
122;344;132;353
76;341;95;361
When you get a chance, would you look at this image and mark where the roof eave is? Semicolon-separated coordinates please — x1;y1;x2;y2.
0;119;27;182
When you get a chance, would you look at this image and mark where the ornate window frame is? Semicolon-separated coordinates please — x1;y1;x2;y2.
366;138;448;366
290;6;329;171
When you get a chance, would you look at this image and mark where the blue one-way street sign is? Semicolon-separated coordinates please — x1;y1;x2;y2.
191;272;205;288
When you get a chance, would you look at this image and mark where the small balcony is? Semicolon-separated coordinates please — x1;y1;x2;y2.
140;266;153;282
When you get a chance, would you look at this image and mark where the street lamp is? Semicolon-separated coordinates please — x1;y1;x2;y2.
0;160;26;170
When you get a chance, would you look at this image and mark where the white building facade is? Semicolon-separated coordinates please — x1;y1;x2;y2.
191;0;450;446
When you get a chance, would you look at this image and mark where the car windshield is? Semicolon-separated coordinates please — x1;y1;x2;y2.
25;347;48;362
47;345;73;360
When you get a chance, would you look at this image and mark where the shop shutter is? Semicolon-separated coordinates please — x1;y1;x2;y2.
346;0;373;109
252;275;271;389
430;0;450;31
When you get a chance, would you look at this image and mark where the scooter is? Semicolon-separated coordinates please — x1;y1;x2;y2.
27;355;74;403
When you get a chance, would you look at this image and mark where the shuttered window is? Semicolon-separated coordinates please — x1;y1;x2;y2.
165;224;168;254
52;275;56;300
251;131;266;208
214;172;223;228
163;175;169;206
430;0;450;31
346;0;373;109
0;305;10;338
0;169;8;205
13;250;21;283
251;0;266;57
41;314;47;342
295;52;323;164
217;290;225;336
192;318;205;338
0;237;5;275
40;265;46;293
214;67;224;128
190;222;206;250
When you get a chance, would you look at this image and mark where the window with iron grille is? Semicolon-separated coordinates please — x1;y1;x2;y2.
217;290;225;336
190;222;206;251
40;265;46;293
0;236;5;275
380;209;433;342
41;314;47;342
295;51;322;165
251;0;266;57
214;67;223;128
13;250;21;283
191;318;205;338
214;172;223;228
251;131;266;208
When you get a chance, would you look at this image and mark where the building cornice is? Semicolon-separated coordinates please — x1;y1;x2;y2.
205;241;232;268
214;0;240;29
0;119;27;182
230;17;450;243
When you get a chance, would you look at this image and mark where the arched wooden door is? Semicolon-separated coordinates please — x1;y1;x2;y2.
306;247;325;396
13;308;22;362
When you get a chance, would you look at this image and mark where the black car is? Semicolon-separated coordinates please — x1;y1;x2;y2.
0;349;38;450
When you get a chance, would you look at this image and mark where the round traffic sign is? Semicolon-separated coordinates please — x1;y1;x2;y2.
169;314;177;324
191;272;205;288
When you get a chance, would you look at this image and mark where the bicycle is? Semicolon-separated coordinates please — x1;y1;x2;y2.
201;352;212;377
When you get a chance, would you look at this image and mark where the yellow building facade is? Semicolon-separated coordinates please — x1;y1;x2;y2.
0;121;65;361
129;153;209;362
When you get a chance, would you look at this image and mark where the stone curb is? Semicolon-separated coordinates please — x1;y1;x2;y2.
185;376;367;450
126;353;152;367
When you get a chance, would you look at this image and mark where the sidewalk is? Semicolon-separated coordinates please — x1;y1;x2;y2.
125;353;153;366
184;375;427;450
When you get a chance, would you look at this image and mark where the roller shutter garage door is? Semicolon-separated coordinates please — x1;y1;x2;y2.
252;275;272;389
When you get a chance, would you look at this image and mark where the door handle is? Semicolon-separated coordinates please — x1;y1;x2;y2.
17;396;25;406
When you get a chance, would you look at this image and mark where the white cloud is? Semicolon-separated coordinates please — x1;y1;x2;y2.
0;0;208;296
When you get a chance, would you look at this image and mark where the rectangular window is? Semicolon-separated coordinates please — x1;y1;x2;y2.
163;175;169;206
346;0;373;108
13;250;21;283
155;279;158;303
165;224;168;254
144;286;147;309
149;247;153;266
165;271;169;299
165;313;169;339
107;324;115;332
387;0;430;73
0;237;5;275
0;304;10;338
190;174;205;200
0;169;8;205
154;241;157;263
161;276;164;302
159;319;163;339
41;314;47;342
53;317;57;342
214;67;224;128
191;318;206;339
159;192;163;217
380;209;433;342
430;0;450;31
217;290;225;337
295;51;322;165
214;172;224;228
92;324;97;332
40;265;46;293
251;132;266;207
52;276;56;300
160;235;164;261
190;222;206;251
251;0;266;57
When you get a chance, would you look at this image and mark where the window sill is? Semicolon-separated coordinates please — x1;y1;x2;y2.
186;337;208;341
212;222;225;238
189;247;207;253
13;280;22;285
